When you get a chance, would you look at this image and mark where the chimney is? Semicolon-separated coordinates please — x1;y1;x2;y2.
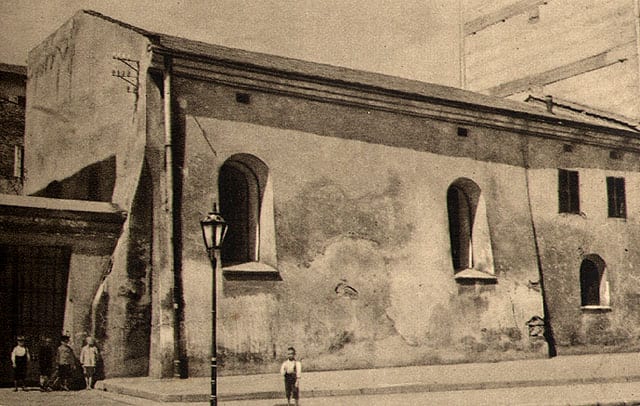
544;95;554;113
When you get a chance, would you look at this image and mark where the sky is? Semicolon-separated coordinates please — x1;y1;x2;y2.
0;0;461;87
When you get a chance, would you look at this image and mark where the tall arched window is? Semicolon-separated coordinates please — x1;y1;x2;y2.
218;154;268;266
446;178;495;281
580;254;609;307
447;184;475;271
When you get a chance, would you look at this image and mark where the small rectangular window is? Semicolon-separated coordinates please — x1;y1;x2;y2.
607;176;626;218
559;169;579;214
610;150;623;160
235;92;251;104
13;145;23;178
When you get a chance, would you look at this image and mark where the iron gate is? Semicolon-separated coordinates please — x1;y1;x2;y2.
0;245;70;386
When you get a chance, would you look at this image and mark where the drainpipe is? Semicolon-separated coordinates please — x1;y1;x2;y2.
521;141;557;357
163;57;183;377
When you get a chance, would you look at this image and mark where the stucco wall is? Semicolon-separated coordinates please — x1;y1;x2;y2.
25;12;152;377
27;11;640;379
174;78;547;375
26;12;149;206
526;138;640;353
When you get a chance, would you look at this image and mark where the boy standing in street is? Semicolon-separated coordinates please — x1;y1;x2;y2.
280;347;301;406
56;335;76;391
80;336;100;389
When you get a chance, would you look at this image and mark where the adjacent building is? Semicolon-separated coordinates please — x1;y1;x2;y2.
3;9;640;382
0;63;26;194
462;0;640;120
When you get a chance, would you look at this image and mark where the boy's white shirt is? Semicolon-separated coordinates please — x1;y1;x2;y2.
280;359;302;377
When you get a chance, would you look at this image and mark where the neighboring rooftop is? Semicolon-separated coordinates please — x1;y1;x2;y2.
0;194;125;217
525;95;640;133
0;63;27;77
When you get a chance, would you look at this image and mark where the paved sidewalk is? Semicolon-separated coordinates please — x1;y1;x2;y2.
96;352;640;403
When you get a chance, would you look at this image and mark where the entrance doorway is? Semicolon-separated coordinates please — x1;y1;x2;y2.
0;245;70;385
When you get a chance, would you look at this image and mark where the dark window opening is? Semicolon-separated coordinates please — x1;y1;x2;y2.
607;176;626;218
609;150;622;160
235;92;251;104
563;144;574;153
457;127;468;137
447;181;480;272
218;155;268;267
580;255;606;307
558;169;579;214
219;164;254;265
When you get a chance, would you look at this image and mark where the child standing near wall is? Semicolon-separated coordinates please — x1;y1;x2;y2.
11;336;30;391
80;337;99;389
56;335;76;391
280;347;301;406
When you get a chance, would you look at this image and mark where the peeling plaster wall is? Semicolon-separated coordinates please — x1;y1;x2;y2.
29;13;640;378
526;138;640;353
63;252;111;350
175;78;547;375
25;12;152;377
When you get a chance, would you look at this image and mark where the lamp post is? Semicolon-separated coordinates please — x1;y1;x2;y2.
200;204;228;406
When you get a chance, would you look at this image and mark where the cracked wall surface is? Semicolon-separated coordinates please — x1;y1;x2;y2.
177;78;549;375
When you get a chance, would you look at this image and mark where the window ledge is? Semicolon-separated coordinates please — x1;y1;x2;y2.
559;212;585;218
454;268;497;282
223;261;281;281
580;305;612;312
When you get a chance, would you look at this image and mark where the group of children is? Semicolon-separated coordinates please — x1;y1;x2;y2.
13;337;302;403
10;334;100;391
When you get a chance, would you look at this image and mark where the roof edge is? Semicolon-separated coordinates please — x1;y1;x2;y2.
81;9;155;38
65;10;640;138
0;63;27;76
0;194;126;217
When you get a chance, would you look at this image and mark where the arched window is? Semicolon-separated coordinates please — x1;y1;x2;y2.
446;178;495;281
580;254;610;308
447;184;476;271
218;155;268;266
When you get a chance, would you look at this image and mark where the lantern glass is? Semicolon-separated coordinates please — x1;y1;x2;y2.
201;212;228;250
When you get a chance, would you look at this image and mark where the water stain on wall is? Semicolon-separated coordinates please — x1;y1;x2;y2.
277;172;414;264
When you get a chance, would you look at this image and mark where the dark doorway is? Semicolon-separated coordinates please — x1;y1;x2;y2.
0;245;70;385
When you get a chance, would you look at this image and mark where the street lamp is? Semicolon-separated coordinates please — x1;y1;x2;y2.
200;204;228;406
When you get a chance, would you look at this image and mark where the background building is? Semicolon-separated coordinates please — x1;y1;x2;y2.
462;0;640;121
0;63;25;194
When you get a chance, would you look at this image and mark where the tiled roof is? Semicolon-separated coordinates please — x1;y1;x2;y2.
81;10;639;135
